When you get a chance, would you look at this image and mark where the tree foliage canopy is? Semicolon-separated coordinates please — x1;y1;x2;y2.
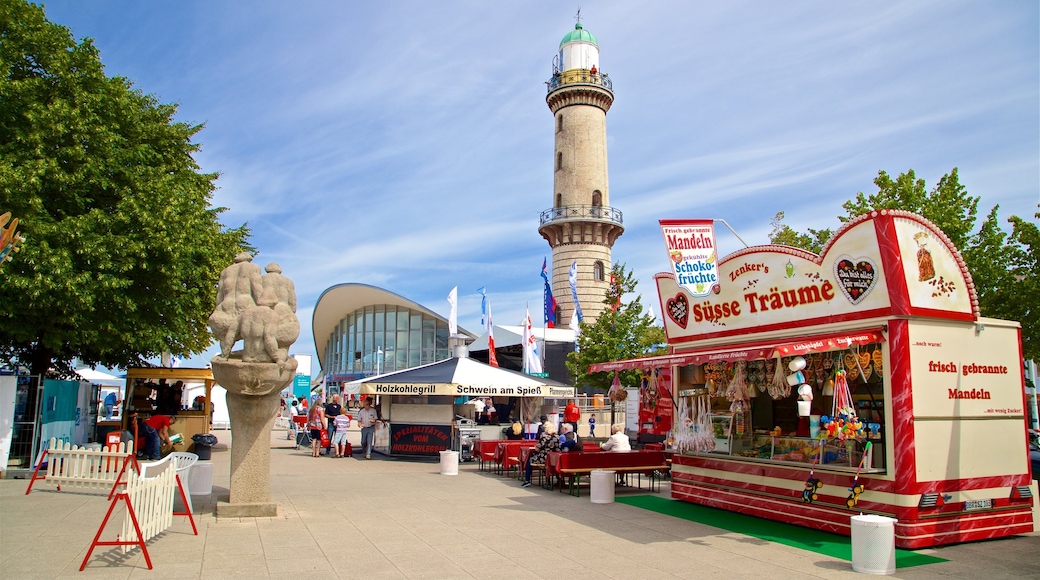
770;168;1038;360
0;1;250;375
566;263;667;390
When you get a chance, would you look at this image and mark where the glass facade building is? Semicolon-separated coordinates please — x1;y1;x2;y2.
323;305;451;377
312;283;477;386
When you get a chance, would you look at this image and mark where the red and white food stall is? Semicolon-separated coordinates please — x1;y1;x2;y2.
592;210;1037;548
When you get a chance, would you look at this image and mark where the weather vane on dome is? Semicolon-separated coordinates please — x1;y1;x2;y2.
575;8;582;26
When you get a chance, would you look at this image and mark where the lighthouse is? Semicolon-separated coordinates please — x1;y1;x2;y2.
539;18;624;327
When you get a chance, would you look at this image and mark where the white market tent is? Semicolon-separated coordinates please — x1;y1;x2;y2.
75;368;124;386
467;325;576;351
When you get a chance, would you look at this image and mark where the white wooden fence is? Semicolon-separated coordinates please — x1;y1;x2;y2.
25;438;138;497
121;463;177;552
80;460;180;571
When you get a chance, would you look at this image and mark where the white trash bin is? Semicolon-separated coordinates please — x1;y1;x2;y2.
187;461;214;495
590;469;616;504
440;450;459;476
850;514;897;575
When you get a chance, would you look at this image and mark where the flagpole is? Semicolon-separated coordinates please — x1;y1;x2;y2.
541;310;546;372
523;302;529;374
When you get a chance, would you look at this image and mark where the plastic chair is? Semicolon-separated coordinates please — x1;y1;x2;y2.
292;416;309;449
168;452;198;515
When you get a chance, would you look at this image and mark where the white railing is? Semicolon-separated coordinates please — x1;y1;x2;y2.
25;438;138;498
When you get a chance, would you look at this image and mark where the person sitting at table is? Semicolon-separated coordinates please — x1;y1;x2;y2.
558;423;580;452
503;418;524;440
600;424;631;452
521;421;560;488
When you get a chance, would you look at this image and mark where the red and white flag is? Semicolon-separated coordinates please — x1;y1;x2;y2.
486;300;498;367
522;306;542;374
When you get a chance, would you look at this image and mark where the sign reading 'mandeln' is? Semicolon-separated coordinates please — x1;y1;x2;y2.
660;219;720;298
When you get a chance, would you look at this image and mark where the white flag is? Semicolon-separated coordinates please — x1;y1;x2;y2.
568;260;583;323
447;286;458;337
569;311;580;352
523;306;542;374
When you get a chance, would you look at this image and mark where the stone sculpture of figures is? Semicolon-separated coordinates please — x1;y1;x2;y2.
238;289;285;364
262;262;300;352
209;252;263;357
209;255;301;368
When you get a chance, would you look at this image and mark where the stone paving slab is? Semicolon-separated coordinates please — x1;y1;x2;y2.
2;424;1036;579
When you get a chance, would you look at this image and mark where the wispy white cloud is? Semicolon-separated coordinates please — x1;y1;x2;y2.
42;0;1038;373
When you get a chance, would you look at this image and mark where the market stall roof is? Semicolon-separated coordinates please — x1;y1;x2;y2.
343;355;573;398
75;368;124;386
588;328;885;373
769;329;885;358
468;325;576;351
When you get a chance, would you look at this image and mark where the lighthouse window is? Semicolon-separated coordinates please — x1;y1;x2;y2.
556;152;563;171
556;193;562;208
594;261;605;282
557;114;563;133
592;191;602;206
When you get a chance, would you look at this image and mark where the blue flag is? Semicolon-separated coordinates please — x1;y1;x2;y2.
541;258;557;328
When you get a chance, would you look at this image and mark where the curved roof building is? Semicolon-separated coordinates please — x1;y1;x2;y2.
312;283;477;386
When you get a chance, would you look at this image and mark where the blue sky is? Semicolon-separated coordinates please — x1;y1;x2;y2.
40;1;1039;374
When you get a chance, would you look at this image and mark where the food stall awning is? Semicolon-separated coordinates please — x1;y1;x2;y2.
588;346;773;373
588;327;887;373
769;328;885;358
344;355;574;398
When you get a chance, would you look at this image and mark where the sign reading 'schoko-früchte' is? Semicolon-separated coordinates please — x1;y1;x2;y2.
660;219;719;298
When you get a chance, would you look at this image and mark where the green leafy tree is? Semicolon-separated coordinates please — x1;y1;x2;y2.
566;263;666;391
768;211;831;254
0;1;250;376
841;168;979;250
775;167;1038;359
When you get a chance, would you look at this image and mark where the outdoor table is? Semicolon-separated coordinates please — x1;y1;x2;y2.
474;439;506;471
494;441;536;477
546;450;670;496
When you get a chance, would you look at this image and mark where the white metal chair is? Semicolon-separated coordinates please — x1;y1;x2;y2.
167;452;198;516
140;452;197;515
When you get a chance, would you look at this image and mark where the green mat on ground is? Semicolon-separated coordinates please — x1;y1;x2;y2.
615;495;946;568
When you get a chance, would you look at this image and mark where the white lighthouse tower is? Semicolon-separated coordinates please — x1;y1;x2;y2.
538;18;624;326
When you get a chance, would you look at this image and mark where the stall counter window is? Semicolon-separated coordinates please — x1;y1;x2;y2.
120;367;215;457
669;345;887;473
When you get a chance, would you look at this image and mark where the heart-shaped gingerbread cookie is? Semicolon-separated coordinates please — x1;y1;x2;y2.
666;293;689;329
833;256;879;305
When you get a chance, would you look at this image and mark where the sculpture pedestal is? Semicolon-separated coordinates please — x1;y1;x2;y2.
210;357;296;519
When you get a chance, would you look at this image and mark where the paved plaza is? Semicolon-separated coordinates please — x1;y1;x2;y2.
1;425;1036;579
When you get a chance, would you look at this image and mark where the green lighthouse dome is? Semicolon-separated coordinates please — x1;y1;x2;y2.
559;22;598;48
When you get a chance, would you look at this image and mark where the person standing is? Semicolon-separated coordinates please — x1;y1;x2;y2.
485;398;497;424
287;399;302;440
103;391;118;420
324;395;342;456
332;411;351;457
588;413;597;438
307;402;325;458
142;414;176;460
357;397;380;459
564;399;581;433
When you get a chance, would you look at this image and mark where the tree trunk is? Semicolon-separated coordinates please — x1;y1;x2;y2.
28;344;54;377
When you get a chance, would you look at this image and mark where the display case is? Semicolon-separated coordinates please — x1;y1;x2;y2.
742;434;873;469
